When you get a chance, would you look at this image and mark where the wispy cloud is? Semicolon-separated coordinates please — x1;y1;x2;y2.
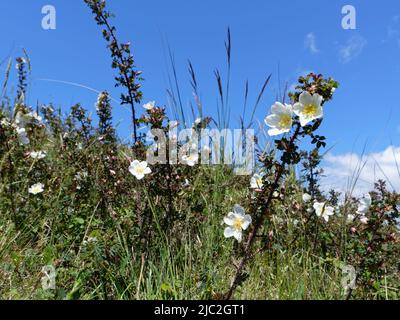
321;146;400;195
304;32;319;54
338;34;367;63
384;15;400;47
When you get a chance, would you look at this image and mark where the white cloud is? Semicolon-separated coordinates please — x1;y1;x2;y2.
320;146;400;196
338;34;367;63
304;33;319;54
385;15;400;47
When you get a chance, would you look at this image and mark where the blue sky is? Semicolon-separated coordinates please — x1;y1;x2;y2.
1;0;400;192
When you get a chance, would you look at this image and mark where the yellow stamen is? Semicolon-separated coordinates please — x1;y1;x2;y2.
278;114;291;128
233;217;243;231
303;104;318;117
136;167;144;174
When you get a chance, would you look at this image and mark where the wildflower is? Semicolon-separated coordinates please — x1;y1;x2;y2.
27;112;43;122
264;102;293;136
75;171;88;181
250;173;264;189
313;201;335;222
182;153;199;167
302;193;312;202
181;144;199;166
29;151;47;160
0;118;10;127
360;216;369;225
293;92;324;127
29;183;44;195
223;204;252;243
15;111;27;127
143;101;155;110
357;193;371;215
194;117;202;125
183;179;190;187
17;127;30;145
83;237;97;245
347;214;355;223
129;160;152;180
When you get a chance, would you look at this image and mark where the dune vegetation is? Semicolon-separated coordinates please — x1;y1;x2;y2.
0;0;399;300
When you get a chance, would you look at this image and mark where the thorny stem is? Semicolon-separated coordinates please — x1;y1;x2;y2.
97;10;139;145
225;123;301;300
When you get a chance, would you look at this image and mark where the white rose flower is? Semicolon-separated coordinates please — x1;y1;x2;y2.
181;143;199;167
357;193;371;215
183;179;190;187
313;201;335;222
293;91;324;127
17;127;30;145
143;101;156;110
129;160;152;180
27;112;42;122
360;216;369;225
29;151;47;160
223;204;252;243
15;111;27;127
250;173;264;189
0;118;10;127
347;214;355;223
264;102;293;136
29;183;44;195
182;153;199;167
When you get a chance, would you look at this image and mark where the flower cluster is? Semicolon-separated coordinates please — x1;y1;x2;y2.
347;193;371;225
265;91;324;137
